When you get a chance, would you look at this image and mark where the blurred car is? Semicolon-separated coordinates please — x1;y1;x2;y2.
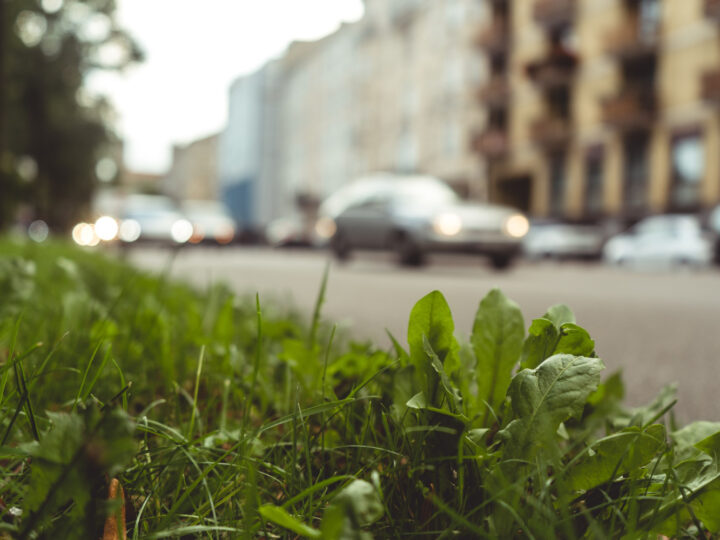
181;199;236;245
117;194;193;246
315;173;529;268
707;204;720;265
602;214;713;268
523;220;607;260
265;214;315;247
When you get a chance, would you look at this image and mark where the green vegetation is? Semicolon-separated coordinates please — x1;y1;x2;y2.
1;239;720;538
0;1;142;230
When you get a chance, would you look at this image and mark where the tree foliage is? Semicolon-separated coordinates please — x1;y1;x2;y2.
0;0;142;231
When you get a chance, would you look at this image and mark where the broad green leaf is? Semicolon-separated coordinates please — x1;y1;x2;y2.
695;430;720;463
519;318;558;370
424;336;462;413
628;384;677;428
321;479;383;540
407;291;458;407
406;391;427;409
386;330;409;365
499;354;604;460
259;505;321;538
587;371;625;407
565;424;666;491
672;421;720;463
692;477;720;533
543;304;575;328
471;289;524;426
554;323;595;357
391;365;417;423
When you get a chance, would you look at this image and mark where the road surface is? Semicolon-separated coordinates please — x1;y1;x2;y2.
128;246;720;424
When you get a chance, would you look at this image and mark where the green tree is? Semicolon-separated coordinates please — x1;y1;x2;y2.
0;0;142;231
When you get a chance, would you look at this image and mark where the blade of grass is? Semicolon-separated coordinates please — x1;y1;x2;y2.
187;345;205;439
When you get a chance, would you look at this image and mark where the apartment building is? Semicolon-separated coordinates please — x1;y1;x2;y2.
475;0;720;222
219;0;491;231
163;133;219;201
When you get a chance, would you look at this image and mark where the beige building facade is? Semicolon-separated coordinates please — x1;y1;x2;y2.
163;133;219;201
477;0;720;221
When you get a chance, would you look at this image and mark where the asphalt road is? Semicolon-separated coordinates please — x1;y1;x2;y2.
128;246;720;424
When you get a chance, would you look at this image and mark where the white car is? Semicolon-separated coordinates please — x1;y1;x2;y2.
315;173;529;268
181;200;236;245
603;214;712;268
118;194;193;245
523;220;608;260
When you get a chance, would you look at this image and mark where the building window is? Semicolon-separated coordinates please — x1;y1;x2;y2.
585;147;604;216
623;135;648;213
638;0;661;44
549;155;565;216
670;131;703;210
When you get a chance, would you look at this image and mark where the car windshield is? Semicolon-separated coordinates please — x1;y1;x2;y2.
320;175;459;217
391;179;459;207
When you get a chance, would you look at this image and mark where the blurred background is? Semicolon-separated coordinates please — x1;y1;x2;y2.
2;0;720;263
3;0;720;418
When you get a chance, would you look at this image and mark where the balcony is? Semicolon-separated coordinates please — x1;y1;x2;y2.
702;69;720;104
474;24;509;56
605;21;659;63
706;0;720;22
478;77;510;108
473;128;509;159
531;116;572;150
533;0;575;31
526;49;578;91
603;90;656;131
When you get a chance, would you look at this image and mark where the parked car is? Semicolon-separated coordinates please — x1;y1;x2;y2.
707;204;720;265
523;219;608;260
602;214;713;268
117;194;193;246
181;199;236;245
265;214;315;247
315;173;529;268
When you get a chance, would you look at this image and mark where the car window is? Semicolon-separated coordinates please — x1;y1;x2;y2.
391;180;459;207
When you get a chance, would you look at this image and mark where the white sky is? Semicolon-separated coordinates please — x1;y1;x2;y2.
87;0;364;174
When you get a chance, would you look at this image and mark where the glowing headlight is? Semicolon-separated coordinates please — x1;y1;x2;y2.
94;215;119;241
315;217;337;239
433;213;463;236
171;219;193;244
504;214;530;238
72;222;99;246
118;219;141;242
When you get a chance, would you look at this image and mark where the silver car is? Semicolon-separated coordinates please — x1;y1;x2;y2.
315;174;529;268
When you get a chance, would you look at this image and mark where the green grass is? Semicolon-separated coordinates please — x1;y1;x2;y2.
0;238;719;539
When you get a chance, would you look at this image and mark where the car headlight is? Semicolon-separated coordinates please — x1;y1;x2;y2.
72;222;100;246
503;214;529;238
171;219;194;244
433;213;462;236
94;215;119;241
118;219;142;242
315;216;337;239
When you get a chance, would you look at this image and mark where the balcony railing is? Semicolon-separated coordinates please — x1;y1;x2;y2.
533;0;575;31
526;49;578;90
473;128;509;159
603;90;656;131
702;69;720;104
474;24;509;56
706;0;720;22
478;77;510;108
605;21;659;61
531;116;572;150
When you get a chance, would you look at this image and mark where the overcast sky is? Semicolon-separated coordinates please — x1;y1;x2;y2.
86;0;364;174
